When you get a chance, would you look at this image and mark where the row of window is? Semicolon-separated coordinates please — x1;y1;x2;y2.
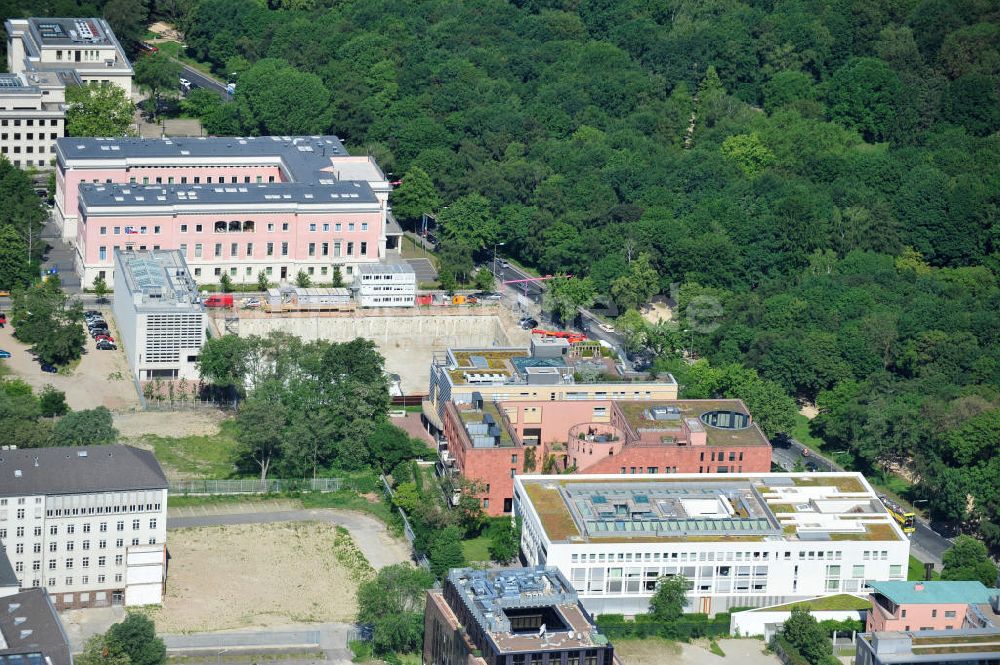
129;174;277;186
97;240;368;263
8;537;137;554
21;573;122;589
3;158;46;167
99;221;371;235
0;143;54;155
1;132;59;141
44;502;161;518
0;118;59;127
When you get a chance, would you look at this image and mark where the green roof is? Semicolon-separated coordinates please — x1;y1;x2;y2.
869;581;998;605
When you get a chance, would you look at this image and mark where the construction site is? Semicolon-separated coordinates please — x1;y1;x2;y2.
208;301;532;393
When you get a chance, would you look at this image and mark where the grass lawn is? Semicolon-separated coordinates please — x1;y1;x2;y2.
167;494;282;508
764;594;870;612
908;555;940;581
155;41;217;78
401;235;439;268
301;490;397;528
462;534;492;563
137;419;238;478
791;413;826;452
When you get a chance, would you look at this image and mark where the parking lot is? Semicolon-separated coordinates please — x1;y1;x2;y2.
0;307;139;411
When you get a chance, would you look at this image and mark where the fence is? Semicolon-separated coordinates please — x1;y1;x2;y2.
379;474;430;569
168;478;343;495
144;398;238;411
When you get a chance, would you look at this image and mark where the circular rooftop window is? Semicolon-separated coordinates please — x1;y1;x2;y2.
700;410;751;430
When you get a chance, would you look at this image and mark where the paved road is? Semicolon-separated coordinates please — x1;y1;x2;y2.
180;63;227;96
770;438;953;566
168;508;412;570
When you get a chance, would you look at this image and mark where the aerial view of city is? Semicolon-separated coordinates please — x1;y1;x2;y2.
0;2;997;664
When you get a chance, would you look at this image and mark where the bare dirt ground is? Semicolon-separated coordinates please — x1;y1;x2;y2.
0;317;139;411
641;297;674;324
155;523;369;633
799;403;819;419
147;21;183;40
616;638;777;665
113;409;227;438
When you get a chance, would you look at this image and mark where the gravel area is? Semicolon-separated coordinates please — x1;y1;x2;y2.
114;409;228;438
0;315;139;411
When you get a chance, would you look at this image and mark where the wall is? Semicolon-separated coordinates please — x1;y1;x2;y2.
868;600;971;632
731;607;865;638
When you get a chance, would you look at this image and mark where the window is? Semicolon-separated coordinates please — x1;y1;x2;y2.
115;555;123;565
179;243;187;257
321;242;329;256
196;224;203;232
116;521;124;532
149;519;157;529
347;242;354;255
853;565;864;578
99;246;107;261
309;223;317;232
99;523;107;533
282;223;289;231
308;243;316;256
944;610;957;618
348;223;355;232
194;244;203;258
889;564;903;578
931;609;937;618
267;242;274;256
100;226;107;235
230;242;238;257
246;243;253;257
98;556;106;567
281;242;288;256
132;519;140;530
360;241;367;256
215;243;222;257
361;222;368;231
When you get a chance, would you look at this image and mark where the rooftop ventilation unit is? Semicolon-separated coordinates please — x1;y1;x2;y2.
646;406;682;421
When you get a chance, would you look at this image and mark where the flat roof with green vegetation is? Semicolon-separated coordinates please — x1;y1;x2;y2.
615;400;770;447
459;401;515;446
519;473;902;543
762;594;871;612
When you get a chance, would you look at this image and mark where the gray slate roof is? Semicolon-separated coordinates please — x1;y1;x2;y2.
0;588;72;665
56;135;351;183
0;445;167;497
79;180;378;208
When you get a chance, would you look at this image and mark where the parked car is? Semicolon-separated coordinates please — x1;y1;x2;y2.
473;292;503;301
96;340;117;351
87;318;107;327
598;322;616;333
520;317;539;330
241;297;261;308
40;363;57;373
179;77;191;91
137;41;158;53
94;334;115;343
84;310;101;318
0;350;11;359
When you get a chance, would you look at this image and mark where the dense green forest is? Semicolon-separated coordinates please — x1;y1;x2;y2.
2;0;998;551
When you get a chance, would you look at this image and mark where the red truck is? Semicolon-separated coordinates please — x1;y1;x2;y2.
203;294;234;308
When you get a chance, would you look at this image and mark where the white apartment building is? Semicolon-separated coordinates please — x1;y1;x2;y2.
514;473;910;616
112;248;207;381
0;445;168;610
5;18;133;96
3;17;133;170
0;71;68;169
355;262;416;307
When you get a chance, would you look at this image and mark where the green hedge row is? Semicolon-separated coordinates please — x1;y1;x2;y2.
596;613;733;640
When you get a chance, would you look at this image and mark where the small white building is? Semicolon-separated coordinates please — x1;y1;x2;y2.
354;262;416;307
112;248;207;381
513;473;910;617
0;445;168;610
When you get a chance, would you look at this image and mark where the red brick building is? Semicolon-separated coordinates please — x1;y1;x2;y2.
442;398;772;517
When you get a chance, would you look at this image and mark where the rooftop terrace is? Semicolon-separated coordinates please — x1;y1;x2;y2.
459;401;515;447
114;249;202;310
517;473;904;544
861;629;1000;661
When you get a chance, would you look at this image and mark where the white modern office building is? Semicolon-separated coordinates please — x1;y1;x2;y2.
112;248;207;381
513;473;910;616
0;445;168;610
355;262;416;307
0;70;69;169
5;18;134;96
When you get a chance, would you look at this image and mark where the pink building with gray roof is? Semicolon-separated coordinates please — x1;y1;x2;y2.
53;135;403;288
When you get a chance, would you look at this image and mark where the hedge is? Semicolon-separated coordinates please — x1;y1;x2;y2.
596;612;732;641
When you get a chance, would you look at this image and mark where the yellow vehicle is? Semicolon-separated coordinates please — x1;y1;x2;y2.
879;495;916;535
